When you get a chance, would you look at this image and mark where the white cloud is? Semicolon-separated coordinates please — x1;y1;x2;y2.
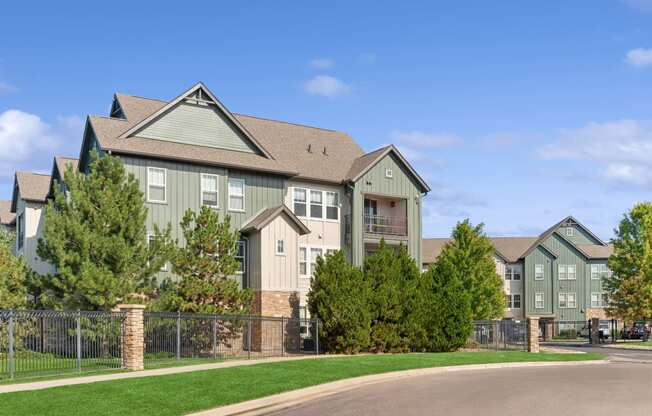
539;119;652;188
0;82;15;93
309;58;334;69
625;48;652;67
390;130;462;149
0;110;58;163
303;75;351;98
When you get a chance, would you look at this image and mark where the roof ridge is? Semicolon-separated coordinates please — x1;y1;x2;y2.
115;93;168;103
90;114;129;122
234;113;340;133
17;171;51;177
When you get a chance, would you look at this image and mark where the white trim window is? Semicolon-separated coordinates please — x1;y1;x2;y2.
228;178;245;212
534;264;545;280
275;239;285;256
293;188;307;217
310;190;323;219
235;240;246;274
591;264;610;280
512;294;521;309
535;292;544;309
566;227;574;237
148;234;168;272
385;168;393;178
505;264;521;281
559;292;577;309
200;174;219;208
591;292;608;308
299;247;307;276
147;167;167;203
325;191;339;220
558;264;576;280
310;247;323;277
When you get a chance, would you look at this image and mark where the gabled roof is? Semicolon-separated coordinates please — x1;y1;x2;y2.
82;82;413;185
345;145;431;193
118;82;274;159
11;172;52;212
54;156;79;179
239;205;310;235
576;244;614;259
0;200;15;226
422;236;537;264
520;215;606;259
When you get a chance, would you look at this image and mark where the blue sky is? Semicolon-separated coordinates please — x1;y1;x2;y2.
2;1;652;240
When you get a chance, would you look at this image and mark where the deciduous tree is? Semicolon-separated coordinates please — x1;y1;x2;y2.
0;229;28;309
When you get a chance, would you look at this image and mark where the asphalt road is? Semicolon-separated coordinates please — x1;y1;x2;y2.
271;363;652;416
543;342;652;363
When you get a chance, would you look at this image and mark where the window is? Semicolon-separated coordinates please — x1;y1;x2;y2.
385;168;393;178
535;264;544;280
293;188;307;217
591;292;609;308
513;294;521;309
310;247;323;277
591;264;610;280
17;213;24;250
235;240;246;274
310;190;323;219
200;174;219;208
148;235;168;271
566;227;574;237
507;294;512;309
276;239;285;256
228;178;245;211
558;264;576;280
325;192;339;220
299;247;307;276
505;264;521;280
147;167;166;203
535;292;544;309
559;292;577;308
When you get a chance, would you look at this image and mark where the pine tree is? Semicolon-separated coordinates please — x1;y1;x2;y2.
437;220;505;320
606;203;652;321
152;206;252;315
308;250;372;354
0;229;28;309
35;151;172;310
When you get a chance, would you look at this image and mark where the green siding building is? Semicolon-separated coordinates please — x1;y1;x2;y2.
423;217;613;326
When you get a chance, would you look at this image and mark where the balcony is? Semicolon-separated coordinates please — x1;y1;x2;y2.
363;214;407;237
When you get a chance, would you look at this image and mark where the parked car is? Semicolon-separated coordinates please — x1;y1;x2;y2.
579;322;611;339
622;322;650;340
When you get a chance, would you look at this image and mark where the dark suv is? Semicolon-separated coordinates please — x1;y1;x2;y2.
622;322;650;341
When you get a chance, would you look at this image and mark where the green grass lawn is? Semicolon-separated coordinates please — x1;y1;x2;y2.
0;352;603;416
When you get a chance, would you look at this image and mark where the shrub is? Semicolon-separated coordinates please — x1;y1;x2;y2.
308;251;372;354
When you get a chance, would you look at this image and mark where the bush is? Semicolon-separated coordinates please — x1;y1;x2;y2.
308;251;372;354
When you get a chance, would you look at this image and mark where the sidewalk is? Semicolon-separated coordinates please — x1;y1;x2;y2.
0;355;329;394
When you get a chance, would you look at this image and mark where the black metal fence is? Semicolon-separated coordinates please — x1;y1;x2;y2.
544;319;651;343
143;312;319;368
0;310;124;381
469;320;527;351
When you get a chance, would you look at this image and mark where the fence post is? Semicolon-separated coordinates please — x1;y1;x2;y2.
315;320;319;355
527;316;540;353
117;304;145;371
281;316;285;357
76;310;82;373
176;311;181;361
247;315;252;360
8;310;14;379
212;316;217;360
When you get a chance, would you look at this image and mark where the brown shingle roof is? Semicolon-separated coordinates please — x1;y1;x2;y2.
421;238;449;264
576;244;614;259
345;146;390;180
0;200;15;226
15;172;51;202
90;91;373;183
54;156;79;177
240;205;310;235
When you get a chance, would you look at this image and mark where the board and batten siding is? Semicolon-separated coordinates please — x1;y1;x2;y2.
120;155;285;284
524;246;555;317
136;102;259;154
351;153;423;266
15;196;53;276
559;224;602;246
258;215;300;291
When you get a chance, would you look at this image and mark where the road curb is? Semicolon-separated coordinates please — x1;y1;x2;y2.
188;360;609;416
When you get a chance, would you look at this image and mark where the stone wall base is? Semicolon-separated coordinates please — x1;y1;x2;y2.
251;291;300;352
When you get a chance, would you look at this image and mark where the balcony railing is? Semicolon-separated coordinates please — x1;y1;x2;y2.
364;214;407;236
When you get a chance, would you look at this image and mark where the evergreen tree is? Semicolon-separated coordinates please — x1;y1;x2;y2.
308;250;372;354
0;229;28;309
423;264;473;351
152;206;252;315
437;220;505;320
35;151;172;310
395;244;429;351
606;203;652;321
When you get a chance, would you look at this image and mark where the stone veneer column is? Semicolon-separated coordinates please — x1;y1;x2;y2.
118;304;146;371
527;316;540;353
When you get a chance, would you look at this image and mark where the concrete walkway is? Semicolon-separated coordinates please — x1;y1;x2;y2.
189;360;609;416
0;355;326;394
